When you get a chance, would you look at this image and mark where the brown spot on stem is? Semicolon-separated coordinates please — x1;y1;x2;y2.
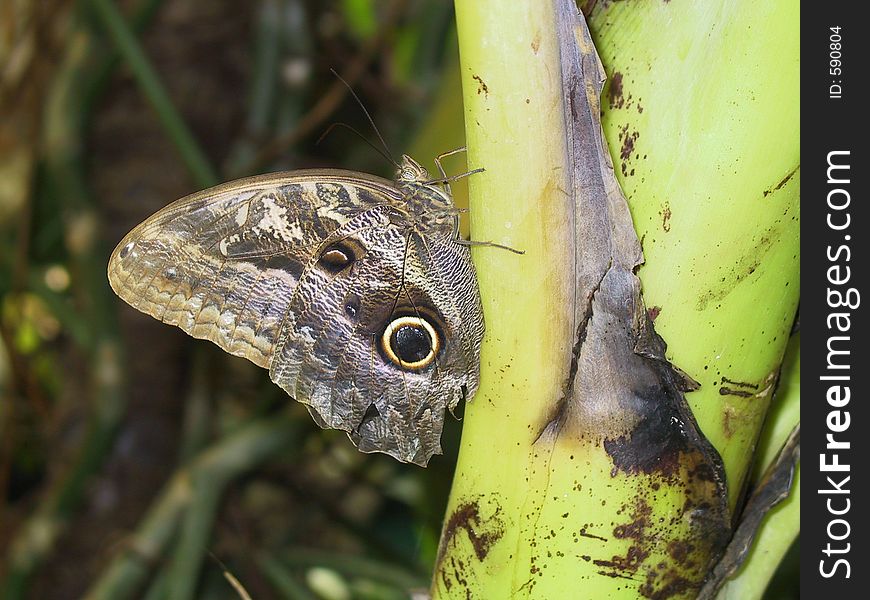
579;528;609;542
695;222;787;310
593;499;652;577
437;500;503;563
618;125;640;177
472;74;489;96
640;571;695;600
762;165;799;197
660;202;671;232
434;498;505;596
607;71;625;109
667;540;695;566
721;376;759;390
620;129;638;160
719;387;754;398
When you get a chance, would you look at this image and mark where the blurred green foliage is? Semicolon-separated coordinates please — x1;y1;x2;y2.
0;1;466;598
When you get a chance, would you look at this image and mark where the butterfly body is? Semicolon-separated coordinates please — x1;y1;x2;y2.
108;155;483;466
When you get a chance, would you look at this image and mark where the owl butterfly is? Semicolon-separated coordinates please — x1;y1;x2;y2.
107;154;484;466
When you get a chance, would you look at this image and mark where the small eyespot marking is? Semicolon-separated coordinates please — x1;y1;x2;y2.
119;242;135;259
318;243;354;273
344;294;361;319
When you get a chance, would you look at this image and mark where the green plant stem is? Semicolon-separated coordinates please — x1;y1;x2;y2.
277;548;426;591
88;0;219;188
80;0;167;122
140;570;171;600
165;475;223;600
257;554;319;600
587;0;800;511
435;0;798;598
177;350;213;463
433;1;578;597
716;334;800;599
83;414;303;600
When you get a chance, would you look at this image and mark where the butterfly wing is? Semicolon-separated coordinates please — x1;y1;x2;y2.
107;171;484;465
269;222;483;465
108;171;395;368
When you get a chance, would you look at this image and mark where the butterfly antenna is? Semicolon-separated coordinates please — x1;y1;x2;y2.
316;122;397;167
329;68;399;168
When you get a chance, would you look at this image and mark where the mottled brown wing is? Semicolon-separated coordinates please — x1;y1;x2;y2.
108;170;398;368
269;222;483;465
107;170;484;466
354;231;484;464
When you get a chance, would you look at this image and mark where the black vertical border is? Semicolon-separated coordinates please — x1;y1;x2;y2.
802;2;867;597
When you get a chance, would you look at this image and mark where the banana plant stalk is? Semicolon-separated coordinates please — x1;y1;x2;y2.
587;0;800;514
431;0;799;598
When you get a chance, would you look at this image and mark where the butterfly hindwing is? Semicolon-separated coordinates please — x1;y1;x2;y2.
267;217;479;465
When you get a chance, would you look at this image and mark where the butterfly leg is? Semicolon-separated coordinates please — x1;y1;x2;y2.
455;238;525;255
448;211;524;255
431;147;485;195
434;146;469;185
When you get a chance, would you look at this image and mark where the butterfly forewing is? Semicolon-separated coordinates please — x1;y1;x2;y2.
110;172;393;364
108;167;483;466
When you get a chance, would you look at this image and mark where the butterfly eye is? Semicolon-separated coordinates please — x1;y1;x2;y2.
318;243;355;274
381;316;440;370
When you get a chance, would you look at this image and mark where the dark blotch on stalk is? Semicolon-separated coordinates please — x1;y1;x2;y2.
660;202;672;232
584;311;730;598
591;497;714;600
618;124;640;176
434;498;505;596
695;223;781;310
721;376;759;390
762;164;799;197
607;71;625;109
472;73;489;96
603;388;690;479
719;386;753;398
579;528;608;542
436;498;504;567
593;499;652;578
667;540;696;566
640;570;695;600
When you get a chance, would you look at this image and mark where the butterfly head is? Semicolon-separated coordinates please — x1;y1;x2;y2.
395;154;431;185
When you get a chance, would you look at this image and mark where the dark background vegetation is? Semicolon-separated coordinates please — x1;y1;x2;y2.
1;1;467;598
0;1;798;599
